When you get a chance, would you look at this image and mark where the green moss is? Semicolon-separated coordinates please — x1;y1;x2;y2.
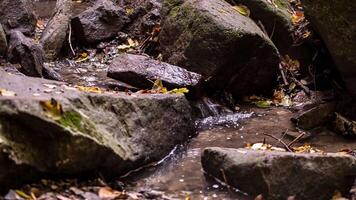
58;111;83;131
274;0;289;9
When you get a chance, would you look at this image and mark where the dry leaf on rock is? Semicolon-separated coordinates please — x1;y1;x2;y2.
0;88;17;97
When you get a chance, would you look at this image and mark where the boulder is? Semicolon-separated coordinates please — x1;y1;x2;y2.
107;53;202;90
229;0;313;67
0;24;7;57
159;0;280;96
71;0;130;45
202;147;356;200
301;0;356;97
40;0;73;60
0;70;194;190
0;0;37;36
7;30;44;77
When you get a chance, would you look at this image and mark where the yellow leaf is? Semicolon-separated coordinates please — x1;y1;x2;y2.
75;85;103;94
98;187;122;199
15;190;31;199
0;88;16;97
75;52;89;63
291;11;305;25
40;98;63;120
168;88;189;95
126;8;134;15
232;5;250;17
255;100;271;108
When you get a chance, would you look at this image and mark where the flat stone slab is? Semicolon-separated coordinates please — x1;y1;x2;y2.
202;147;356;200
107;53;202;90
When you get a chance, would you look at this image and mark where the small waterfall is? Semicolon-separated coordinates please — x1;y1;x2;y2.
193;97;254;129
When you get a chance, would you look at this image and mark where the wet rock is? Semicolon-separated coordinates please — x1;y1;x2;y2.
7;30;44;77
202;147;356;200
121;0;162;39
0;24;7;57
107;53;202;90
291;102;336;130
0;70;194;190
159;0;280;96
40;0;73;60
71;0;130;45
229;0;313;68
301;0;356;97
0;0;37;36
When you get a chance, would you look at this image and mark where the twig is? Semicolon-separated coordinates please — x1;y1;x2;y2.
279;64;288;85
68;23;75;56
288;132;305;148
263;133;293;152
292;77;310;95
269;19;276;40
274;129;288;146
220;168;232;193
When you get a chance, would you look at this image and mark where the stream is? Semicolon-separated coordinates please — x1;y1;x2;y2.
18;1;356;199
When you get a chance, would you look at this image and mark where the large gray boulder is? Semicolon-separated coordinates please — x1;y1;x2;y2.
0;70;195;190
0;0;37;36
7;30;44;77
301;0;356;97
71;0;130;45
202;147;356;200
107;53;202;90
40;0;73;60
159;0;280;96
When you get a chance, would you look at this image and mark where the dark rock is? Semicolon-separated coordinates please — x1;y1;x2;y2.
333;113;356;137
0;0;37;36
0;24;7;57
202;147;356;200
0;70;194;190
40;0;73;60
301;0;356;97
71;0;130;45
107;53;202;90
159;0;280;96
291;102;336;130
121;0;162;39
229;0;313;68
7;30;44;77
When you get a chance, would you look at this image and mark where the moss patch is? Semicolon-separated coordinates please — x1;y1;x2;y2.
58;111;83;131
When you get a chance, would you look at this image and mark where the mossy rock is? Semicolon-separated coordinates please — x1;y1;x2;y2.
160;0;280;96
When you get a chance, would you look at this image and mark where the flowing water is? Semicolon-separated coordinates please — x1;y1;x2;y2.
24;2;356;199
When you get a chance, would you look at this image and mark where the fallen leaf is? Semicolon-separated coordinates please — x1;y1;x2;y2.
15;190;31;199
255;100;272;108
168;88;189;95
75;52;89;63
232;5;250;17
98;187;122;200
40;98;63;120
0;88;16;97
291;11;305;25
76;85;103;94
126;8;134;15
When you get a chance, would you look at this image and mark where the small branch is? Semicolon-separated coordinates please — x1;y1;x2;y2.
288;132;305;148
279;64;288;85
68;23;75;56
220;168;232;193
263;133;293;152
292;77;310;95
